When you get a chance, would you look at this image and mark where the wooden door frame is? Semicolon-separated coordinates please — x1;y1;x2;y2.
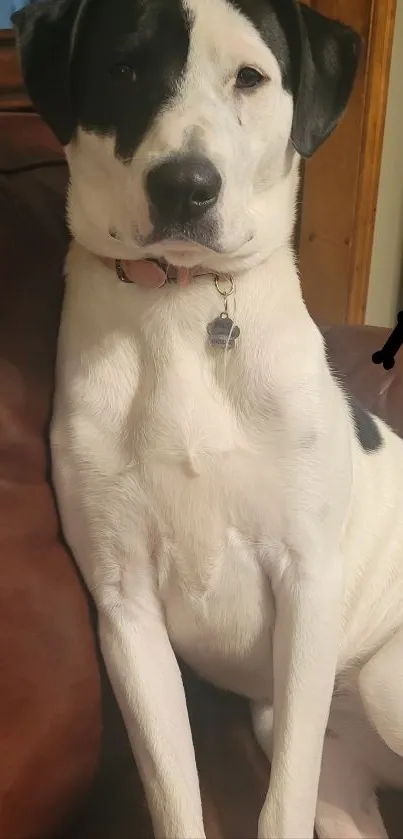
347;0;397;323
299;0;397;325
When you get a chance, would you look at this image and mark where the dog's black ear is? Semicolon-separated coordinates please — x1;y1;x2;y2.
291;4;361;158
12;0;83;144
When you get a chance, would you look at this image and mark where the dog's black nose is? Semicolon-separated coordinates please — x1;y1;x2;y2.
146;155;222;227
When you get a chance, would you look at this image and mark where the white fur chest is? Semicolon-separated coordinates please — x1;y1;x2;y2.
53;246;334;696
134;341;281;698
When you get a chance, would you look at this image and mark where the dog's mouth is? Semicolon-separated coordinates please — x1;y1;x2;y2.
151;238;221;267
109;225;255;271
146;231;255;267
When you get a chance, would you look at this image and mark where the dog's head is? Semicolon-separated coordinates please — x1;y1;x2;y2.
13;0;360;272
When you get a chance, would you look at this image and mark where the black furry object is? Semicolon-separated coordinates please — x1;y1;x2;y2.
372;311;403;371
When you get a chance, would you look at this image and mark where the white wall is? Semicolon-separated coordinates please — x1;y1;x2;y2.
366;0;403;327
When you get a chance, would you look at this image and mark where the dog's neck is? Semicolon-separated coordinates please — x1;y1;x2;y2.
100;256;218;289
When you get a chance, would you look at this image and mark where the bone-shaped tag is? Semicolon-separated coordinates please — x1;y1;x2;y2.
372;311;403;370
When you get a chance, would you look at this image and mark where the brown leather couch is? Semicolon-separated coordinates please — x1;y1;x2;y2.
0;111;402;839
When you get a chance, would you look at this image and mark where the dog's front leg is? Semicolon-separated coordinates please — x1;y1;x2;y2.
99;594;205;839
259;553;343;839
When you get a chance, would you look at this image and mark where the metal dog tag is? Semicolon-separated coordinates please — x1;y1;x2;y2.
207;312;240;349
207;274;240;349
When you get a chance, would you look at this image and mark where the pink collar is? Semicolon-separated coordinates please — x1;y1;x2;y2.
101;256;211;289
100;255;241;349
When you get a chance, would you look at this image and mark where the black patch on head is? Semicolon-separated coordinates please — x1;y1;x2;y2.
226;0;360;157
71;0;192;160
13;0;191;158
349;396;383;454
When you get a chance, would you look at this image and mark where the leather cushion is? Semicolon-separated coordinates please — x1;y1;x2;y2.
0;113;101;839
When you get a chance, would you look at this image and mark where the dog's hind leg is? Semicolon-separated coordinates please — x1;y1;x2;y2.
316;730;388;839
252;700;387;839
359;626;403;758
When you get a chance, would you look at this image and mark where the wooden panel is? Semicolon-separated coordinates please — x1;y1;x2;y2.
0;30;30;110
347;0;397;322
299;0;371;324
299;0;396;325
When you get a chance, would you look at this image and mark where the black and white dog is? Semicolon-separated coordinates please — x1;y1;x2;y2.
14;1;403;837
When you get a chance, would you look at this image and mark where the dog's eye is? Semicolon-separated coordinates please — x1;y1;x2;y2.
109;63;136;82
236;66;265;90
